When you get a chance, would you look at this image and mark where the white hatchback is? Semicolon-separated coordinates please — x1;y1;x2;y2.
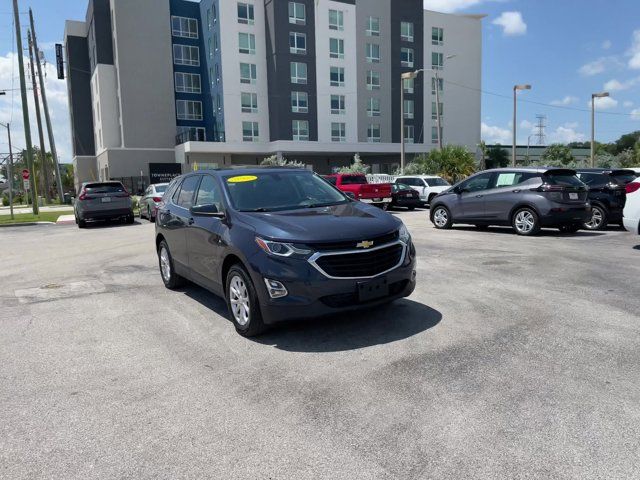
394;175;451;205
623;178;640;235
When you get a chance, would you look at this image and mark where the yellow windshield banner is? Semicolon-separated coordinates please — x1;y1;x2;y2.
227;175;258;183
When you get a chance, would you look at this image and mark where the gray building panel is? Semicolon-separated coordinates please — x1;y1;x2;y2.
86;0;113;72
65;35;95;157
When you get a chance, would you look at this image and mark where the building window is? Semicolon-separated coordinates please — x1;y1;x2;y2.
213;34;219;52
331;122;346;142
431;77;444;94
175;72;201;94
329;9;344;31
291;91;308;113
366;16;380;36
240;63;257;84
403;99;414;119
242;121;259;141
178;126;205;142
431;126;442;144
290;62;307;84
239;33;256;54
366;70;380;90
403;77;414;94
237;2;255;25
208;37;213;58
214;63;220;83
404;125;414;144
289;32;306;54
432;27;444;46
330;94;346;115
207;8;212;30
330;66;345;87
216;94;222;111
171;16;198;39
241;92;258;113
292;120;309;141
288;2;306;25
431;101;443;120
401;22;414;42
329;38;344;59
401;47;414;67
367;97;380;117
176;100;203;120
173;44;200;66
366;43;380;63
367;124;381;143
432;52;444;70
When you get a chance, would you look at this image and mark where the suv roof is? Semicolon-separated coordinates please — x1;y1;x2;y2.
397;174;442;178
481;167;577;174
576;168;636;175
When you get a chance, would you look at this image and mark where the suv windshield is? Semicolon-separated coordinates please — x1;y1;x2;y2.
425;177;450;187
225;171;348;212
85;182;126;194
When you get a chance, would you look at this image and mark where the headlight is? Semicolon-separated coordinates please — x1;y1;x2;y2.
399;223;411;244
255;237;313;258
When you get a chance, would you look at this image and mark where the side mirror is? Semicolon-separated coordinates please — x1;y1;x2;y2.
455;187;469;194
344;192;356;200
190;204;225;218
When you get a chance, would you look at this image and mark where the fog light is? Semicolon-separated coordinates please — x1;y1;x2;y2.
264;278;288;299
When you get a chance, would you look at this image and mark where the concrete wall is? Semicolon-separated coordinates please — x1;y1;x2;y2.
73;156;98;192
97;149;176;180
91;64;121;154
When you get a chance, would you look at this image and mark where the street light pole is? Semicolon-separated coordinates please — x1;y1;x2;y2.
591;92;609;168
512;84;532;167
401;74;405;175
434;70;442;150
1;122;15;220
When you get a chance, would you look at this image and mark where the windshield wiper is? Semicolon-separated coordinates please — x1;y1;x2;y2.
302;201;344;209
240;207;272;212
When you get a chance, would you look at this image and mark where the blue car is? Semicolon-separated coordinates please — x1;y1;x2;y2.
155;168;417;336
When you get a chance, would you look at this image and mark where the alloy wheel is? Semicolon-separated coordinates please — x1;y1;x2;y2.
229;275;250;326
514;210;535;234
584;208;603;230
159;246;171;282
433;208;448;227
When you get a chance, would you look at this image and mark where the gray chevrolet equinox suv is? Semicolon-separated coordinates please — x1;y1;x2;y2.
430;168;591;235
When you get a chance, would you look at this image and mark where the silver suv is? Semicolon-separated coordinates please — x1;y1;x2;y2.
74;181;134;228
429;168;591;235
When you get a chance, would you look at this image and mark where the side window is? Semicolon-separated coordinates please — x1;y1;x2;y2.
494;172;525;188
170;179;183;203
462;173;493;192
194;175;223;210
176;175;201;209
579;173;606;187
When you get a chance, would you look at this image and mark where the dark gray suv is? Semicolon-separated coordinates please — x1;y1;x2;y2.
429;168;591;235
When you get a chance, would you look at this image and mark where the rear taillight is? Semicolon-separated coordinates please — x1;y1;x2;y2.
625;182;640;194
152;196;162;202
538;184;565;192
78;189;92;200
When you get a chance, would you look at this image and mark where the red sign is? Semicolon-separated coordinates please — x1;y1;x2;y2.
21;169;30;180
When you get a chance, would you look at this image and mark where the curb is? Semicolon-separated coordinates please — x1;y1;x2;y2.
0;221;55;228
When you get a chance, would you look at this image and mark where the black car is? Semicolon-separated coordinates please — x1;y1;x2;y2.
155;168;416;337
390;183;422;210
430;168;591;235
576;169;637;230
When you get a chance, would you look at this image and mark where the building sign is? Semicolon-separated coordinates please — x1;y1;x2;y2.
55;44;64;80
149;163;182;184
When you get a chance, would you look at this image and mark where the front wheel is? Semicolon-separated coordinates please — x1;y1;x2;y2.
225;265;267;337
158;240;185;289
512;208;540;236
432;206;453;229
582;205;607;231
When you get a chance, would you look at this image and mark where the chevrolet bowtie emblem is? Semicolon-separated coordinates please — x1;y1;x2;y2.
356;240;374;249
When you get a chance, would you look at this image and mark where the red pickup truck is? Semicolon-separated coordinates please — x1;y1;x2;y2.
324;174;392;209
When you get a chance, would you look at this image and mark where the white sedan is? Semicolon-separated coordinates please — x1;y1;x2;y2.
623;178;640;235
139;183;169;222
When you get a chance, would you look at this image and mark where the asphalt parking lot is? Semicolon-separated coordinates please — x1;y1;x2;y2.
1;212;639;479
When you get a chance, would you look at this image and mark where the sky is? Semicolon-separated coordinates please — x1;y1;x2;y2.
1;0;640;163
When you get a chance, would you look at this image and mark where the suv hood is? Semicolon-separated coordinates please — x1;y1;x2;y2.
236;201;401;243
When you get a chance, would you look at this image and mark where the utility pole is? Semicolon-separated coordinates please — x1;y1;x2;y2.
28;29;51;203
13;0;38;215
30;8;64;203
1;122;15;219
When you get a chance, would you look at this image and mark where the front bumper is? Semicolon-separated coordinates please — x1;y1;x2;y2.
247;243;417;325
539;204;591;226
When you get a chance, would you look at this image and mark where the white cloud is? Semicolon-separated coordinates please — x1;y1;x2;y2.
550;96;579;106
588;96;618;110
0;51;71;164
602;40;612;50
631;108;640;121
603;77;639;91
628;29;640;69
492;11;527;36
520;119;533;129
481;122;511;144
579;58;607;76
623;100;634;108
548;123;586;144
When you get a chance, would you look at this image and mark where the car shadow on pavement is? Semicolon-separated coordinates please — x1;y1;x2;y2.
453;226;608;237
82;220;144;228
183;285;442;352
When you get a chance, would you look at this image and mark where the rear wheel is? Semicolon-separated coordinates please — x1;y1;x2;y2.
139;206;144;219
77;217;86;229
126;214;135;224
432;206;452;229
158;240;185;289
407;206;415;211
512;208;540;236
583;205;607;230
148;206;154;222
225;265;267;337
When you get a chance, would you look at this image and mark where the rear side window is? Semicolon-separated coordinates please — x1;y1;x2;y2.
155;185;167;193
578;173;608;187
175;176;201;209
610;173;637;185
341;175;367;185
544;172;584;187
85;182;125;194
194;175;222;210
425;178;450;187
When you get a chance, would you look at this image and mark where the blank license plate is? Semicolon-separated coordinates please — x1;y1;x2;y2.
404;193;413;197
101;197;112;203
569;193;578;200
358;277;389;302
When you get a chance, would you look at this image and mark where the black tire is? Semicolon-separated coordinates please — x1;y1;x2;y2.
225;264;267;337
126;214;135;224
407;207;415;211
77;217;86;229
512;207;540;236
582;205;608;231
157;240;186;290
148;206;155;223
431;205;453;229
559;224;581;234
139;207;144;219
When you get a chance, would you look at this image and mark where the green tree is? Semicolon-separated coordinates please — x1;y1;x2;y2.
616;148;640;168
541;144;575;166
427;145;476;183
338;153;370;174
61;164;75;193
614;131;640;154
260;154;304;168
478;140;488;170
485;145;510;169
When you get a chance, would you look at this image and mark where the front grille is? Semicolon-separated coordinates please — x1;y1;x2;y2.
314;243;404;278
306;231;399;252
320;280;409;308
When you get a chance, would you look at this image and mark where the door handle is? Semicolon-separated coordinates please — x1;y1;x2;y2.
188;217;194;225
512;189;521;193
475;195;483;198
